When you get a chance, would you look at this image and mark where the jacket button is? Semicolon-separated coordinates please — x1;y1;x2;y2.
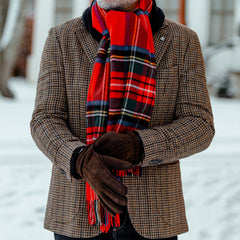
59;168;66;175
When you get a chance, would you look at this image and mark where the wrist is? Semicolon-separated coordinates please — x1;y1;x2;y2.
70;146;87;179
132;131;145;164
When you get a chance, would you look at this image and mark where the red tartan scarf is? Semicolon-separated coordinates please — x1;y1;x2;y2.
86;0;156;233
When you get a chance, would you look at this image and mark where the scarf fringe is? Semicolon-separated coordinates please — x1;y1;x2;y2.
115;166;141;177
86;0;154;233
86;168;140;232
87;180;121;232
86;183;97;225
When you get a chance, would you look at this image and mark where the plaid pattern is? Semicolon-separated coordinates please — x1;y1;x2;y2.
87;0;156;141
30;17;215;239
86;1;156;231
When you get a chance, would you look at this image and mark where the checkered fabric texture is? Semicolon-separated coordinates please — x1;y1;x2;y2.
30;17;215;239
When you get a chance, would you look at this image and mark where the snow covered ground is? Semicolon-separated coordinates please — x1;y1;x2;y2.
0;78;240;240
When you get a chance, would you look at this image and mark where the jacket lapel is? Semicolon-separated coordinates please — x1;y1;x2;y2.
74;19;172;68
153;20;172;68
74;20;99;65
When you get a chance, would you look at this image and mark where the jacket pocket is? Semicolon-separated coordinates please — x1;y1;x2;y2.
46;165;84;225
161;161;186;225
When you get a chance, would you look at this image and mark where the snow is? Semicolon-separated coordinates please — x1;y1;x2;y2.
180;97;240;240
0;78;53;240
0;0;21;50
0;78;240;240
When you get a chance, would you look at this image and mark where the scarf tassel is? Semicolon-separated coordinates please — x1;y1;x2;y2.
86;182;121;232
86;0;155;233
115;166;141;177
86;167;140;232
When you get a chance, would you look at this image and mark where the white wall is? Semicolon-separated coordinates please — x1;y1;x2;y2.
232;0;240;72
186;0;211;47
27;0;89;83
207;1;240;70
27;0;56;82
72;0;89;19
234;0;240;35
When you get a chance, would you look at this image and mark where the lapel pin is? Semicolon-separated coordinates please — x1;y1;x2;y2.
160;37;165;41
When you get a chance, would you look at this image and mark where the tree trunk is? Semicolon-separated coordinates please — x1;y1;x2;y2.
0;0;29;98
0;0;10;36
0;51;14;98
179;0;186;25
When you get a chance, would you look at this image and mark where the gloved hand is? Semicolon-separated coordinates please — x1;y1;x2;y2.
94;131;144;165
75;144;134;216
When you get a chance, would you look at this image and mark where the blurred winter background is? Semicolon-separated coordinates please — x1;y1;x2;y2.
0;0;240;239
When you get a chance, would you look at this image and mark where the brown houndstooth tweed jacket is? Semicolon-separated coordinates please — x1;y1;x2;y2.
30;16;215;239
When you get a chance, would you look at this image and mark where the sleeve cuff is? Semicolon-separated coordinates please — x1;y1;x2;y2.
133;130;145;165
134;128;166;167
70;146;86;180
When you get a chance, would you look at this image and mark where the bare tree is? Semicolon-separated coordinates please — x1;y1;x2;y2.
0;0;10;36
0;0;29;98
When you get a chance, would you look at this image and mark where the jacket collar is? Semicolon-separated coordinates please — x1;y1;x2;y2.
82;0;165;42
75;10;172;66
74;17;172;68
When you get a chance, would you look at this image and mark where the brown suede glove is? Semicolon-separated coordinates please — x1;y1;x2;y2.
94;131;144;165
75;144;134;216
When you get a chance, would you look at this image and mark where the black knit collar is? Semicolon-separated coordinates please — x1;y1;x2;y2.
82;0;165;42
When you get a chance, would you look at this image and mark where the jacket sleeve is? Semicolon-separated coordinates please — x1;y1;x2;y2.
30;27;86;182
136;31;215;167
